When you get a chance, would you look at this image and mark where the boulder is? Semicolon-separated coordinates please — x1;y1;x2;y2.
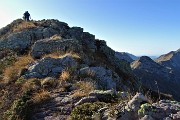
23;56;77;79
89;90;117;102
79;67;119;90
74;96;98;106
126;93;148;112
31;38;82;58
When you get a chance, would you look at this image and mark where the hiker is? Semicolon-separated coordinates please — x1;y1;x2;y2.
23;11;31;21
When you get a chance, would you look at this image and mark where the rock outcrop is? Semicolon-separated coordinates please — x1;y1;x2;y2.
31;38;82;58
115;52;134;63
23;56;77;79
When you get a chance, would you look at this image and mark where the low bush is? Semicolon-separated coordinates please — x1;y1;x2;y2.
70;102;105;120
4;90;32;120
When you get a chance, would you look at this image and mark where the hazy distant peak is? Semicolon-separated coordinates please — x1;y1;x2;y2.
156;48;180;62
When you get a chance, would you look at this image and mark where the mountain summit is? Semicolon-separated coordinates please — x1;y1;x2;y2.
0;19;179;120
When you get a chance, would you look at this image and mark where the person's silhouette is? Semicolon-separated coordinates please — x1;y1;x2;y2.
23;11;31;21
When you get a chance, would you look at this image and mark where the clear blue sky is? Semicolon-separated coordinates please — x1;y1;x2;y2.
0;0;180;56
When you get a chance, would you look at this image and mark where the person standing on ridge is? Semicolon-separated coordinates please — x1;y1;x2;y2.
23;11;31;21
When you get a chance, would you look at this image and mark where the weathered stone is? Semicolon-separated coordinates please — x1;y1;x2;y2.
89;90;117;102
74;96;98;106
126;93;148;112
140;115;154;120
80;67;119;90
31;38;82;58
115;52;134;63
24;56;77;78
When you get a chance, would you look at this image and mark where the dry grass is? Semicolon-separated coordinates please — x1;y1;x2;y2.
72;81;95;97
59;52;81;59
13;21;36;32
59;69;71;82
31;90;50;104
3;55;34;83
22;78;41;92
44;52;81;59
50;34;62;40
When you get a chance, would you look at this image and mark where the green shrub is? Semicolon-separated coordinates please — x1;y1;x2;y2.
0;51;17;74
70;102;105;120
4;90;32;120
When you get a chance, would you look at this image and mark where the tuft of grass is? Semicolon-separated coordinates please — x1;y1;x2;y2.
58;52;81;59
41;78;58;89
12;21;36;32
3;55;34;83
59;69;71;82
31;90;50;104
50;34;62;40
22;78;41;92
72;81;95;97
44;52;81;59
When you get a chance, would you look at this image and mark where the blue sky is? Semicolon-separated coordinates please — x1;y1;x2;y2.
0;0;180;56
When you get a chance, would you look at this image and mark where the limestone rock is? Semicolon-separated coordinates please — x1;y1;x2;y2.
31;38;82;58
79;67;119;90
89;90;117;102
126;93;148;112
0;19;69;53
74;96;98;106
23;56;77;78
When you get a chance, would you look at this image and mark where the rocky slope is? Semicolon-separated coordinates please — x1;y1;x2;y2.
131;55;180;101
0;19;179;120
156;49;180;79
115;52;134;63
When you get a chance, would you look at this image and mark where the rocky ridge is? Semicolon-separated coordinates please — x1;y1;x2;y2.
0;19;179;120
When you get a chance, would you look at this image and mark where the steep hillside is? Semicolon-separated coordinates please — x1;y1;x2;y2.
0;19;179;120
156;49;180;77
131;56;180;100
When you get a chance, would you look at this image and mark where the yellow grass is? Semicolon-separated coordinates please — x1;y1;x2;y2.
44;51;81;59
13;21;36;32
3;55;34;83
59;52;81;59
72;90;87;97
22;78;41;91
31;90;50;103
50;34;62;40
59;69;71;82
72;81;95;97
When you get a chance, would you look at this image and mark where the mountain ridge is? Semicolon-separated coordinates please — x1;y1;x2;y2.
0;19;179;120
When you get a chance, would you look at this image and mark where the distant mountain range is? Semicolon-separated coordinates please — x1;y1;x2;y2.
115;52;158;62
115;49;180;100
130;49;180;100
